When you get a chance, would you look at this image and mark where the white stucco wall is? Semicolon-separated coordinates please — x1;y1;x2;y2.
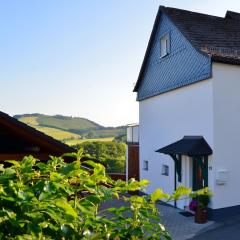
139;79;214;208
212;63;240;209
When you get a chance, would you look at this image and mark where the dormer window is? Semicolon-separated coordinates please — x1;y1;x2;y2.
160;34;169;57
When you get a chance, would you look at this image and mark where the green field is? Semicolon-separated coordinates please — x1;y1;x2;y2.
37;115;100;131
14;113;126;142
35;126;81;141
65;137;114;146
16;114;100;131
89;128;126;138
20;116;39;126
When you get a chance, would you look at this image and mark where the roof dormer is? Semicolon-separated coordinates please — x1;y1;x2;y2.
225;10;240;21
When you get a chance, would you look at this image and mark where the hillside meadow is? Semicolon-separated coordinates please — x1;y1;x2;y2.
64;137;114;146
14;114;126;142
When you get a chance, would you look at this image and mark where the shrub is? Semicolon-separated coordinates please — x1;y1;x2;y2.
0;149;190;239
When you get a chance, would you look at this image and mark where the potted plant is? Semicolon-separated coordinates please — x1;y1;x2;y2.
190;188;212;224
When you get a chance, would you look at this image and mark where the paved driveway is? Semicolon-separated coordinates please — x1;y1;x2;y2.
101;196;214;240
190;215;240;240
157;203;213;240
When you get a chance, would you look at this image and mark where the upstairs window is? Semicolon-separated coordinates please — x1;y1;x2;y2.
160;34;169;57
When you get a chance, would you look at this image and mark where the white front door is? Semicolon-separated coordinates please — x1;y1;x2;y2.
176;155;192;210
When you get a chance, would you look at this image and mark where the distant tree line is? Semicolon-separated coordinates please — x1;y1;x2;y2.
73;141;126;173
114;134;127;143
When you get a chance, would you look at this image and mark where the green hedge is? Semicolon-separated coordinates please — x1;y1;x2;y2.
0;149;188;239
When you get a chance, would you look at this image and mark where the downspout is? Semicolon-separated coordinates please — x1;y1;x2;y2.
170;154;181;208
170;154;177;208
174;162;177;208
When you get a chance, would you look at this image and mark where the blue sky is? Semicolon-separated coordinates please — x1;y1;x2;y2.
0;0;239;126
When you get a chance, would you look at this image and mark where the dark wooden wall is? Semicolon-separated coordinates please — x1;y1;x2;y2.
128;144;139;181
108;173;126;181
0;123;56;155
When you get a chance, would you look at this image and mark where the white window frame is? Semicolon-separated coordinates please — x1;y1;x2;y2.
160;34;169;58
143;160;149;171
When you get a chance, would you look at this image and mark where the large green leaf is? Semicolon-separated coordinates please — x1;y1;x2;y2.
55;199;78;219
151;189;170;202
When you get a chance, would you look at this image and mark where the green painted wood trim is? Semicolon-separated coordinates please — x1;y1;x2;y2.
177;155;182;182
192;157;197;191
170;154;182;183
204;155;208;187
192;156;208;191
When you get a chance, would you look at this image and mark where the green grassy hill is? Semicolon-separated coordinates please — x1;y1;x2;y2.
34;126;81;141
14;114;101;131
65;137;114;146
14;114;127;143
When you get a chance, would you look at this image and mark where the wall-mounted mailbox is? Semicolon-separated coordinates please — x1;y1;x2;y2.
216;169;228;185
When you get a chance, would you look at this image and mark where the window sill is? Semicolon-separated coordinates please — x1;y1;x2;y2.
160;53;168;58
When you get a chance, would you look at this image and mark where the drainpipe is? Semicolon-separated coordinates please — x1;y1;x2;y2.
170;154;177;208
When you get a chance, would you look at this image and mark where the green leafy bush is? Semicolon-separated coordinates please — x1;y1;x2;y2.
0;150;189;239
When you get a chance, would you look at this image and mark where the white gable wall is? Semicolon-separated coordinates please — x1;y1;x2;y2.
139;79;214;208
212;62;240;209
139;62;240;211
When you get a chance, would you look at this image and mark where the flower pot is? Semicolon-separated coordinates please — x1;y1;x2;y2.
195;208;207;224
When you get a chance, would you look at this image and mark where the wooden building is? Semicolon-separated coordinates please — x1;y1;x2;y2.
126;124;139;181
0;111;74;161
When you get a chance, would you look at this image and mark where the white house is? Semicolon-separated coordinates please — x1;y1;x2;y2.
132;6;240;220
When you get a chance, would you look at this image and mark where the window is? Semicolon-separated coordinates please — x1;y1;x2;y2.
143;160;148;171
160;34;169;57
162;164;169;176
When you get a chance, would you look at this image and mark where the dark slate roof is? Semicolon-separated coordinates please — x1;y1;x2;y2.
162;7;240;62
134;6;240;92
156;136;213;156
0;111;74;153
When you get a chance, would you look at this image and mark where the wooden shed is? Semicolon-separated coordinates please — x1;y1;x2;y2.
0;111;74;161
126;124;139;181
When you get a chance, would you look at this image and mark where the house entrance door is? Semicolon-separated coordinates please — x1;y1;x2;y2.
192;156;208;191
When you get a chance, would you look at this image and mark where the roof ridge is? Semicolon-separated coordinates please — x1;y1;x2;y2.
160;5;225;20
160;5;240;59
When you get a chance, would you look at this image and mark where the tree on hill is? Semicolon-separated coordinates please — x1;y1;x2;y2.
114;134;127;143
73;141;126;173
